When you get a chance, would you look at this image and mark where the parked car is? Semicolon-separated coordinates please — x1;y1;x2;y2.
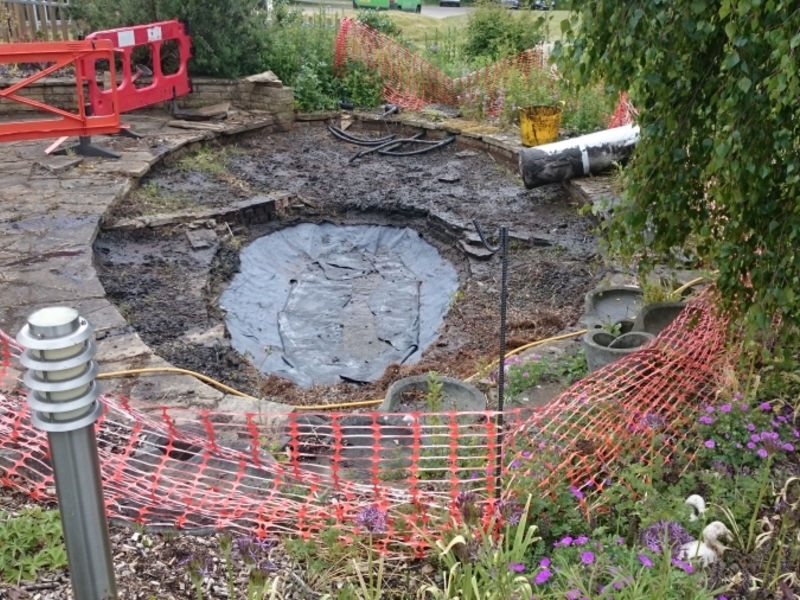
530;0;551;9
501;0;520;8
439;0;461;6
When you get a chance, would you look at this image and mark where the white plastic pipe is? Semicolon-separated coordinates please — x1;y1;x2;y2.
519;124;640;189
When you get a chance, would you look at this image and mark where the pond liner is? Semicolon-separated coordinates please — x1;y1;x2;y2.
220;223;458;387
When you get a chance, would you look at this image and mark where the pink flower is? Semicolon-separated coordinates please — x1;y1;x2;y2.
704;440;715;449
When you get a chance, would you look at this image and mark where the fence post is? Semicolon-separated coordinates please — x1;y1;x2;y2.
16;307;118;600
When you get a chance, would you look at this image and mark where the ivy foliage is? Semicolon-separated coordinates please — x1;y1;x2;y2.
558;0;800;331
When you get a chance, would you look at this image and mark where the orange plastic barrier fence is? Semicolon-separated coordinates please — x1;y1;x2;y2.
0;41;121;143
81;20;193;117
0;291;728;547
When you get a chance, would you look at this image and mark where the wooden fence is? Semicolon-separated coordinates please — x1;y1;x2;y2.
1;0;77;42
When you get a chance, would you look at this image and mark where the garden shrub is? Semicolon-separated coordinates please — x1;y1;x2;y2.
355;9;401;37
463;1;545;60
67;0;267;78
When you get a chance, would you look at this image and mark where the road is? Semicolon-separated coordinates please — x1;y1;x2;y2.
295;0;474;18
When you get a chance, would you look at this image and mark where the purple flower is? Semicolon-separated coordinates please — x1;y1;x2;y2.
574;536;589;546
784;443;795;452
455;492;482;525
747;423;756;431
539;558;551;568
355;505;387;534
747;442;756;449
705;406;715;413
734;392;743;400
757;448;769;459
558;536;574;546
509;563;525;572
566;590;581;600
640;521;693;554
794;429;800;438
522;372;530;378
672;558;693;573
699;416;714;425
751;434;761;443
740;404;749;410
638;553;653;568
570;486;584;500
534;568;552;584
720;404;731;413
734;442;742;449
522;450;531;458
580;551;595;565
510;460;520;468
704;440;715;449
760;402;772;411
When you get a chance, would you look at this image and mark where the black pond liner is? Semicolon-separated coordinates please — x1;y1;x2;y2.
220;223;459;387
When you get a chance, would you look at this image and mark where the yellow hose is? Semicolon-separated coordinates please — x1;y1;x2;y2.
96;331;589;410
669;275;712;299
97;368;256;399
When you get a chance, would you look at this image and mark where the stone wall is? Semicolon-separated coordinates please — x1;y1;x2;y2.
0;71;294;127
0;78;78;113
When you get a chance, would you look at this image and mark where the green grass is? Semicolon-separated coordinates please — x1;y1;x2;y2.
294;3;569;43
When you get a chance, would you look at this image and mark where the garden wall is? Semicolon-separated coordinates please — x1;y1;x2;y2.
0;72;294;128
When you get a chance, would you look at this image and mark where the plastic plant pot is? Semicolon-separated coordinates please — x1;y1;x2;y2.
632;302;687;336
581;330;655;373
380;375;486;426
583;286;644;329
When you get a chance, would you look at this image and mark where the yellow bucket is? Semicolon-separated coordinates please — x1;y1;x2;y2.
519;104;563;147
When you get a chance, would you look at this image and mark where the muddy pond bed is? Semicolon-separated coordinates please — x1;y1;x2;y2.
94;121;604;408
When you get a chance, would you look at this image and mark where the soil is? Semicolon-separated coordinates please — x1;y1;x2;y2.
95;121;604;408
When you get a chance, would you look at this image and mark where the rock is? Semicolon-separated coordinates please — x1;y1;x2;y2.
185;228;217;250
245;71;283;87
438;171;461;183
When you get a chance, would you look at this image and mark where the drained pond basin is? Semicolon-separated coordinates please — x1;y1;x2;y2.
94;122;601;408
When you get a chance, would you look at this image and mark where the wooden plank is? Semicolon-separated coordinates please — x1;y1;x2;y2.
58;0;68;40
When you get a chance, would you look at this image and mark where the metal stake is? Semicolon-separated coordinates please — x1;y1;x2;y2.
472;221;509;499
16;307;118;600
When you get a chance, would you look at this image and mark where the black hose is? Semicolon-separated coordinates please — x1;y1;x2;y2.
378;135;456;156
328;125;396;146
349;133;425;163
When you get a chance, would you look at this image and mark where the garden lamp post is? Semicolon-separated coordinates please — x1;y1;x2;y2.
16;307;118;600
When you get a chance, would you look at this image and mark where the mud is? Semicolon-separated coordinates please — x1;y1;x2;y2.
95;122;605;408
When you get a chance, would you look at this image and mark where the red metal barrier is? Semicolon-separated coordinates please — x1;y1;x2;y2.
82;20;193;116
0;41;121;144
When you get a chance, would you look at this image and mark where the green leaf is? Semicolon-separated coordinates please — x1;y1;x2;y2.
738;76;752;93
724;21;737;39
722;52;741;69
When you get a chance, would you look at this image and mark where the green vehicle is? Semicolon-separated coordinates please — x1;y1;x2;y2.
353;0;422;12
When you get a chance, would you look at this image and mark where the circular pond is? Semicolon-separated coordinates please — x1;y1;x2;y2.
220;222;459;387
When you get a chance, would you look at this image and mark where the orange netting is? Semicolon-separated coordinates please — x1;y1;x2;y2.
608;92;638;128
334;17;546;113
0;291;727;549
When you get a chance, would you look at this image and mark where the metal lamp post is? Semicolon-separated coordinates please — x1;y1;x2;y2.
16;307;118;600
